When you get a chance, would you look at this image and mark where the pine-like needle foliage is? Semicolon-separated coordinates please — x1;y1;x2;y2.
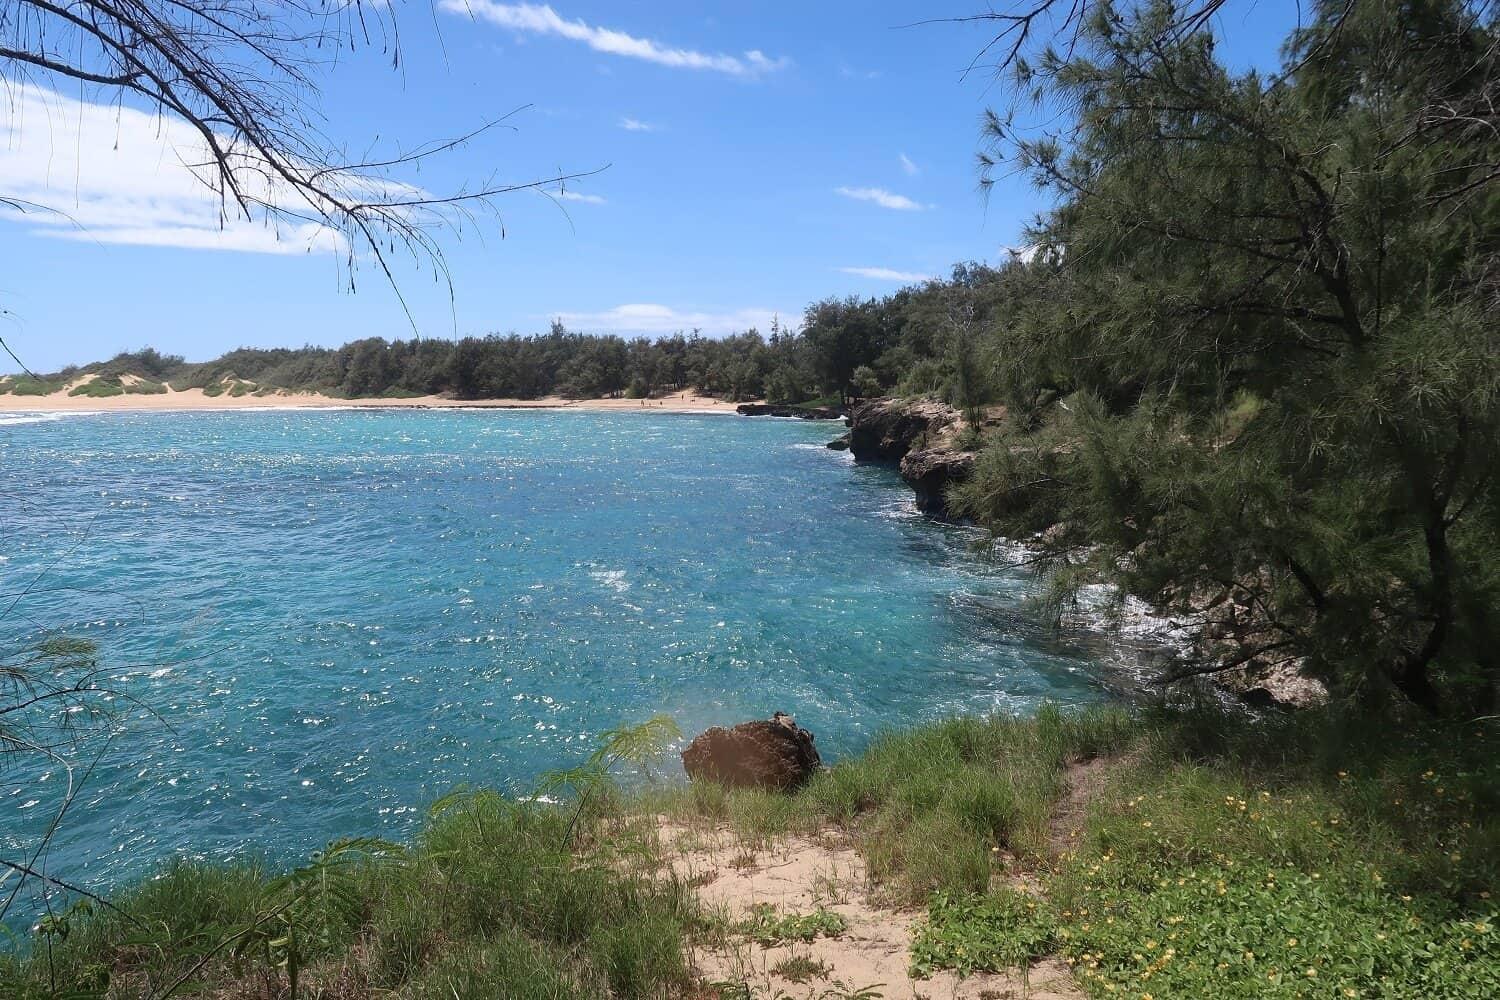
953;0;1500;711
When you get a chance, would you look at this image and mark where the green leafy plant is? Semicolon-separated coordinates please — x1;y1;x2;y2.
909;888;1057;979
740;903;847;946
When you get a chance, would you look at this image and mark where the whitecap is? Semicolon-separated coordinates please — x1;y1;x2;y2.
589;567;630;592
0;411;102;426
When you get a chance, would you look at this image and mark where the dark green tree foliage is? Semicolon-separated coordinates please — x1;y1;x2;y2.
954;0;1500;710
39;265;1026;409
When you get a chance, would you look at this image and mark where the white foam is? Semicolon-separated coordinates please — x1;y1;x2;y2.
0;410;103;425
589;567;630;593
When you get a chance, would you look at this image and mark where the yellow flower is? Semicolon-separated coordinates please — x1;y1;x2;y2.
1474;922;1490;934
1306;967;1318;977
1287;938;1298;947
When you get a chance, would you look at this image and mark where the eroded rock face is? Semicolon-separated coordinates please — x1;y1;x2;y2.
846;398;962;462
681;712;821;791
736;403;844;419
844;398;976;519
900;447;977;516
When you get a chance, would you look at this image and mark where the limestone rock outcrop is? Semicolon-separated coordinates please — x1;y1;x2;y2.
844;398;976;519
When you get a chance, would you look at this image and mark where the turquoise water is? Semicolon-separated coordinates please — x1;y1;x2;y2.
0;409;1118;899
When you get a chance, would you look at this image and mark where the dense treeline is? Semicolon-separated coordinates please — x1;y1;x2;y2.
942;0;1500;713
19;262;1019;405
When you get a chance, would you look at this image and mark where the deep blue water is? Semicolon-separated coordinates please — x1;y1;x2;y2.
0;408;1120;901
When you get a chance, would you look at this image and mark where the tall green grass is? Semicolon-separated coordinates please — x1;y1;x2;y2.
5;704;1497;998
2;794;693;999
657;704;1139;904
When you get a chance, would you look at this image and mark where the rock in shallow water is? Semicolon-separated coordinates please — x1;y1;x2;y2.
681;712;821;791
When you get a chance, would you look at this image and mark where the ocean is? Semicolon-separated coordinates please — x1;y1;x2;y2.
0;408;1123;896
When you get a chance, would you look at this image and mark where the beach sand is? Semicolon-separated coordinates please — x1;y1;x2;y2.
0;382;750;415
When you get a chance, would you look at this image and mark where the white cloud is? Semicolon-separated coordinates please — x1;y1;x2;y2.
899;152;919;176
554;188;606;204
618;117;657;132
834;186;927;211
552;303;794;336
0;84;345;255
441;2;789;79
838;266;933;283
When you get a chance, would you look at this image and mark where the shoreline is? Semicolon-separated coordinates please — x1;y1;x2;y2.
0;387;750;415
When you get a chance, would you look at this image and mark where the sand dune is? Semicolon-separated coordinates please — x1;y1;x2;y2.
0;383;749;415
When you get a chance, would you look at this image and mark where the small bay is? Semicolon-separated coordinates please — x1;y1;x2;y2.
1;409;1118;891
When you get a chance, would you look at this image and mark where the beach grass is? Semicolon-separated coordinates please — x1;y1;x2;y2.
67;379;125;398
2;378;64;396
4;704;1496;998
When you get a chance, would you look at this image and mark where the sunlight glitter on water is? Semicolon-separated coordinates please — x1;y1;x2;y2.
1;409;1128;892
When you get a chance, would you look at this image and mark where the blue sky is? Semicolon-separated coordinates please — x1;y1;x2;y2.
0;1;1304;372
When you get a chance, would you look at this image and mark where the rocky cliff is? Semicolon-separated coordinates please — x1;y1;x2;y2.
843;398;1323;709
843;398;976;519
736;403;844;419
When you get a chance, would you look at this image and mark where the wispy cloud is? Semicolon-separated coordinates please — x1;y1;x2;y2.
618;117;658;132
441;2;790;79
899;152;919;176
834;186;927;211
838;266;933;283
554;188;606;204
0;84;344;254
552;303;793;336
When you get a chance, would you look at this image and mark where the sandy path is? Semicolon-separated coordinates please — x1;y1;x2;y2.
659;821;1083;1000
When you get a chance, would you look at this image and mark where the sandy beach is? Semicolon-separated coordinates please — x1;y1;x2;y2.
0;384;750;415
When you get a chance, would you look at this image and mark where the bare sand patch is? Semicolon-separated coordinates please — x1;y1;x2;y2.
659;821;1082;1000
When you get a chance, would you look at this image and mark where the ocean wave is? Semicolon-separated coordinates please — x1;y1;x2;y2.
0;410;103;425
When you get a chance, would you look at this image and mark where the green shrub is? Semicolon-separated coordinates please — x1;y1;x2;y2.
68;378;124;397
8;378;62;396
910;888;1058;978
739;903;847;945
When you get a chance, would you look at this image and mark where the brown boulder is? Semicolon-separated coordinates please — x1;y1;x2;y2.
681;712;821;791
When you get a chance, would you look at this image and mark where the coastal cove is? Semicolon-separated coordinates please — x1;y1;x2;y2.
0;408;1142;899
